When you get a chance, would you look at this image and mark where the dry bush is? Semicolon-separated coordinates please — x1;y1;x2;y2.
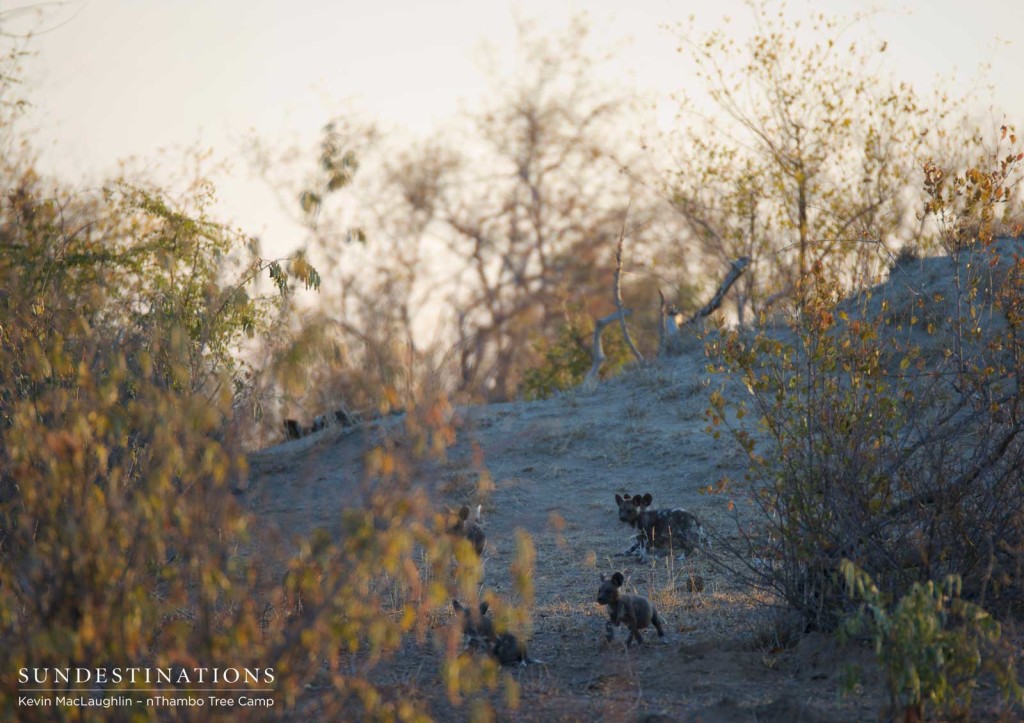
669;1;977;322
706;131;1024;629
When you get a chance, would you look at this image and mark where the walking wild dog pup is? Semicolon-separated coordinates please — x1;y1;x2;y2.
451;599;542;666
615;492;707;559
596;572;666;646
449;504;485;556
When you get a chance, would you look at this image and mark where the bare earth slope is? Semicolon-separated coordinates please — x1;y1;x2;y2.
244;340;891;720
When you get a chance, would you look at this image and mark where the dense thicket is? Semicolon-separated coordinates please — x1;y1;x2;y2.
4;3;1024;720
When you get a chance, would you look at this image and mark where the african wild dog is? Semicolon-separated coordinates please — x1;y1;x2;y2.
451;599;542;666
449;504;486;556
615;492;707;560
452;599;495;649
596;572;666;646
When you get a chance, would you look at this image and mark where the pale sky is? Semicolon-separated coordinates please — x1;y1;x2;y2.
10;0;1024;257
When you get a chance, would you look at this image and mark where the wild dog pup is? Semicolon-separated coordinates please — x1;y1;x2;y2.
449;504;486;556
451;599;542;666
452;599;495;649
491;632;538;667
615;492;707;559
596;572;666;646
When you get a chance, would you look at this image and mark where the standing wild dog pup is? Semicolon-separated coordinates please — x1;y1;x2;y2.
596;572;666;646
449;504;486;556
614;492;707;559
451;599;542;666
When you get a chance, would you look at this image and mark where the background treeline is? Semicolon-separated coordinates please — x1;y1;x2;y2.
241;11;1004;445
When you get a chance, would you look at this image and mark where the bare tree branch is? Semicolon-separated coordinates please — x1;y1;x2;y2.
661;256;751;356
686;256;751;324
614;201;644;364
583;309;632;386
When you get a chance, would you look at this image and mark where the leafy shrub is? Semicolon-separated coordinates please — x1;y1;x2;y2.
840;560;1023;720
0;153;533;719
0;172;282;716
706;136;1024;632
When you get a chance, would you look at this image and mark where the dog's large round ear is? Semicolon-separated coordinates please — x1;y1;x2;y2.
459;505;470;520
615;493;624;505
611;572;624;587
642;493;653;506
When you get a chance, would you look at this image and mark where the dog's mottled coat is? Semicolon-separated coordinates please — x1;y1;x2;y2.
615;492;706;558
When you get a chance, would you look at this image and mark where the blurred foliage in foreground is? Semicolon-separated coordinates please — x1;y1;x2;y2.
0;90;529;722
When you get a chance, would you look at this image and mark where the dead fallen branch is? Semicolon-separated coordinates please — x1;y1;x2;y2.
584;256;751;385
583;309;632;387
661;256;750;356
